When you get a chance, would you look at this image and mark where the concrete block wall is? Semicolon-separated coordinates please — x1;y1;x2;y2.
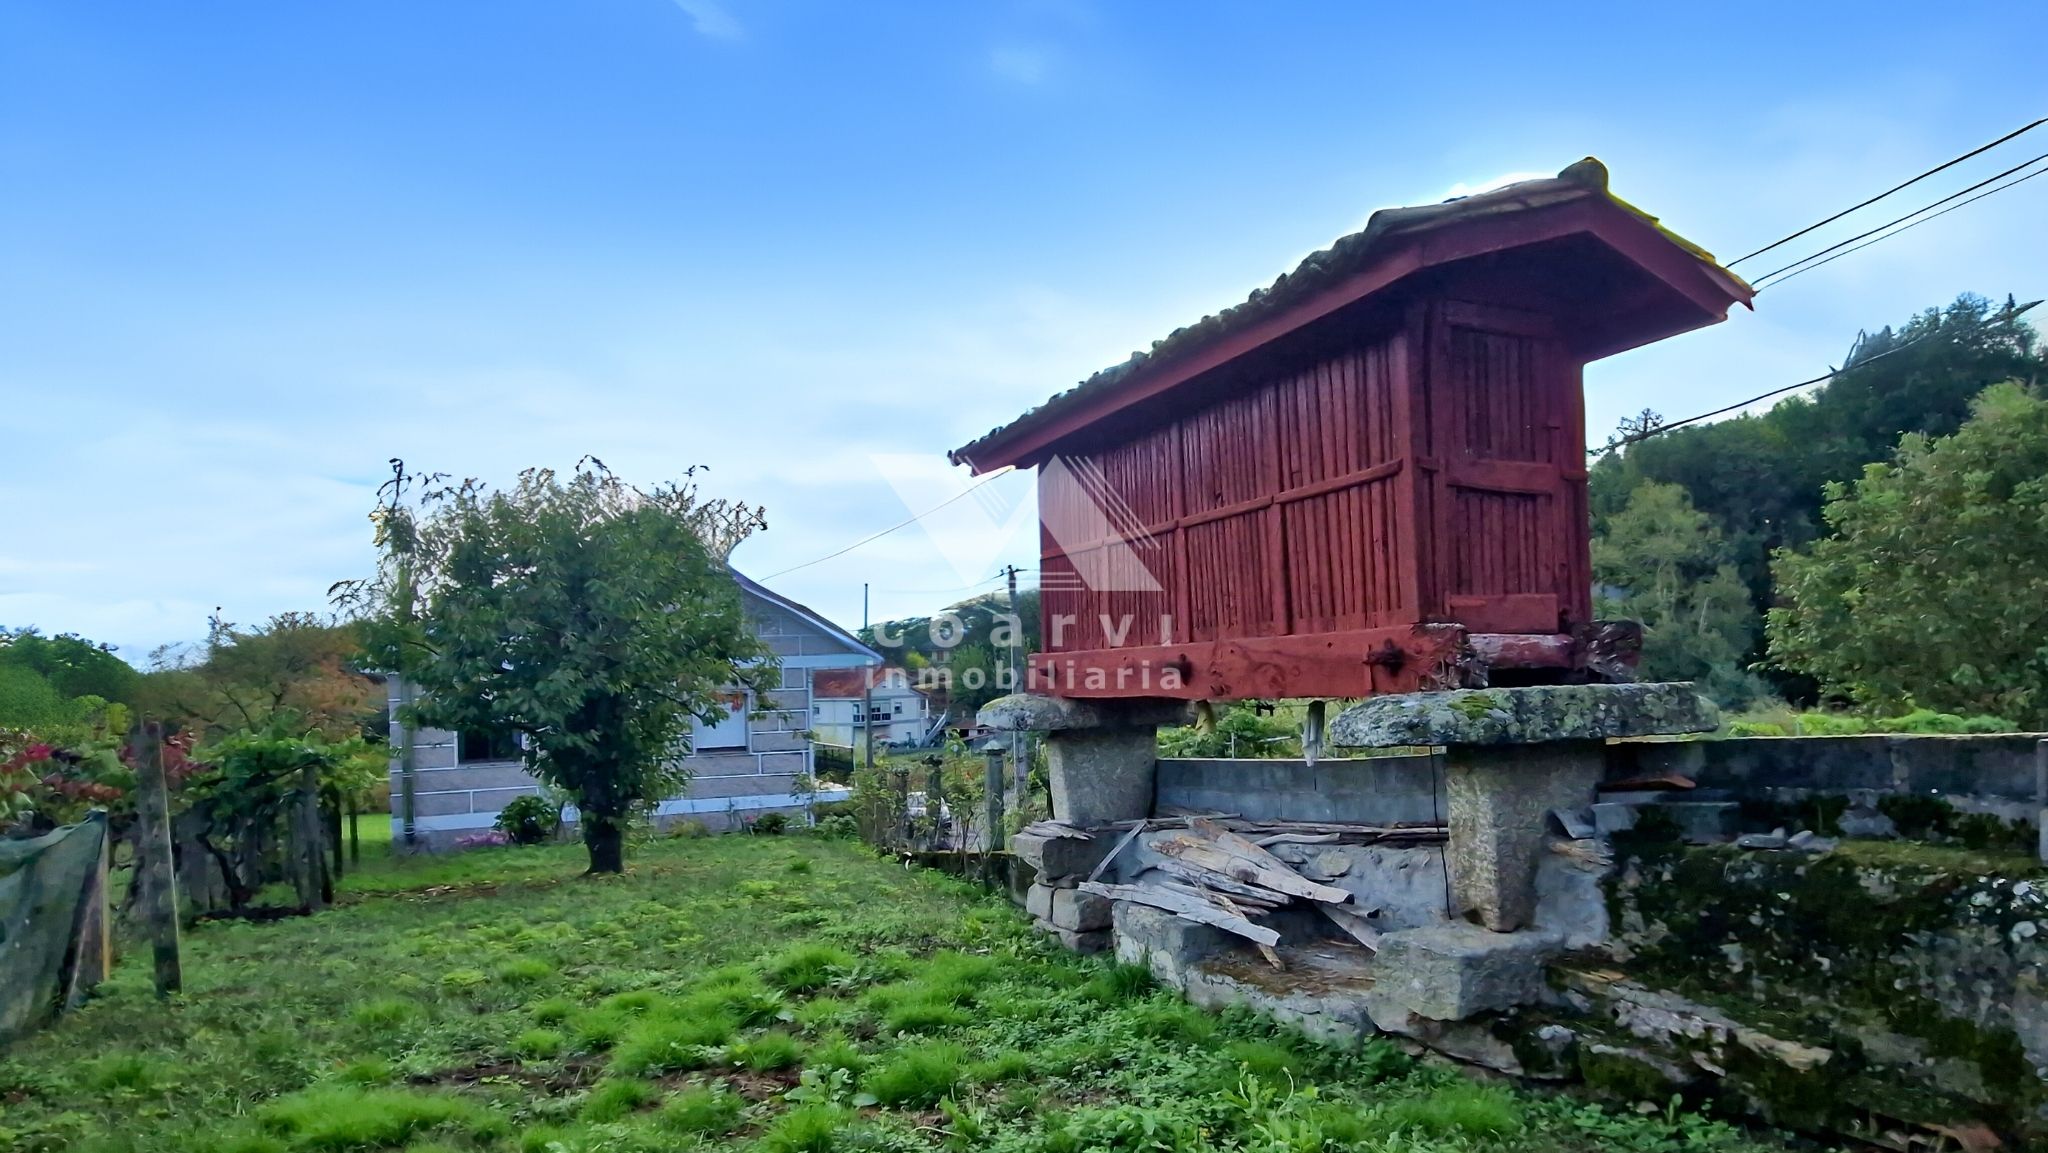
1155;756;1447;824
1608;733;2048;802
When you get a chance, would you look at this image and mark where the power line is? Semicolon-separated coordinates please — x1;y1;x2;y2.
1728;115;2048;268
1754;162;2048;292
1590;333;1933;456
1750;149;2048;289
755;468;1015;581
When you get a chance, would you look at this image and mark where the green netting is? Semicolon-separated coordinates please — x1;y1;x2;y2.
0;813;107;1041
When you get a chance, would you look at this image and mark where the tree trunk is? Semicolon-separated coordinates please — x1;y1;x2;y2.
583;817;625;874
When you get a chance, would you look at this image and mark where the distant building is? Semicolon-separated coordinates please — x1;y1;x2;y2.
388;569;877;846
810;665;932;747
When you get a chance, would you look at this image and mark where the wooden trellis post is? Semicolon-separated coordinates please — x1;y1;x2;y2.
129;721;182;997
292;764;329;911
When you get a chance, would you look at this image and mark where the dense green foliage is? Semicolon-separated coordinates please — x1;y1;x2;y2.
374;463;771;873
1592;483;1761;706
861;589;1039;713
1158;702;1304;759
1593;294;2045;703
0;631;138;725
494;794;563;846
1768;383;2048;725
136;612;382;743
0;834;1788;1153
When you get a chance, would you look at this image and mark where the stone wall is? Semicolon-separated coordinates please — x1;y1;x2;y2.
1155;756;1445;825
1611;733;2048;802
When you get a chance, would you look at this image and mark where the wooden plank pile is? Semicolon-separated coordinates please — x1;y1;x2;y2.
1041;815;1447;968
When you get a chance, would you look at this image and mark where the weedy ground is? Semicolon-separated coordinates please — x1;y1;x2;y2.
0;833;1800;1153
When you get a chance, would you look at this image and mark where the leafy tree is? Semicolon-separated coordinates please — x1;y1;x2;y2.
136;613;382;743
1592;293;2044;698
0;630;141;705
0;666;74;727
1591;482;1762;705
1768;383;2048;725
365;462;771;873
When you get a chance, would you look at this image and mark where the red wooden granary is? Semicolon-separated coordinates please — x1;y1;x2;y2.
950;160;1754;702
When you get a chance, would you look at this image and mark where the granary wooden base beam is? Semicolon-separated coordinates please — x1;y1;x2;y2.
1027;621;1641;703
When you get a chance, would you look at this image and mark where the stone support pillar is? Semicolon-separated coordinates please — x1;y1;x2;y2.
977;694;1191;827
1331;683;1718;933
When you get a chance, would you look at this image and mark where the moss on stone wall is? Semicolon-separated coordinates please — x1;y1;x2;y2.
1606;831;2048;1138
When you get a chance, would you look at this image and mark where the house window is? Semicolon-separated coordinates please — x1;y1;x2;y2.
693;692;750;751
458;729;521;764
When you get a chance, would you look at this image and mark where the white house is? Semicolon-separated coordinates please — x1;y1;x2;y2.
809;666;933;748
388;569;879;846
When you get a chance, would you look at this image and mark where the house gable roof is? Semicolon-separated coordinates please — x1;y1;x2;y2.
731;569;881;665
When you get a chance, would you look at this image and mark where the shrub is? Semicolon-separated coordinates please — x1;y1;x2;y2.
658;1085;743;1136
807;1035;868;1076
1083;963;1154;1004
528;997;575;1025
753;811;790;835
1378;1081;1521;1138
494;794;559;845
493;956;554;985
967;1049;1033;1085
1127;1000;1216;1045
1223;1039;1312;1086
86;1054;165;1092
610;1013;737;1075
349;998;416;1030
335;1058;394;1085
765;944;857;993
513;1029;565;1059
568;1007;630;1051
757;1105;851;1153
599;989;665;1015
670;819;712;839
256;1086;507;1149
813;813;858;840
883;997;968;1035
580;1077;659;1122
733;1030;804;1071
865;1042;966;1106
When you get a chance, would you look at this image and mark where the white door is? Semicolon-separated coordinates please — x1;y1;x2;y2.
694;691;750;751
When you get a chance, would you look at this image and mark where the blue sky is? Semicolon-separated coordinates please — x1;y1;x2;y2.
3;1;2045;661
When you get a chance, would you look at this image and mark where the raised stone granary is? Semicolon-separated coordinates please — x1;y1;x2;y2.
958;163;2048;1142
951;160;1753;704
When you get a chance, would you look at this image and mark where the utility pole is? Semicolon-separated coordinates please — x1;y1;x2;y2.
862;581;874;778
1002;565;1027;815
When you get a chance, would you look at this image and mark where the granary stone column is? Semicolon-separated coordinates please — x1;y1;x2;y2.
977;694;1192;827
1330;683;1718;932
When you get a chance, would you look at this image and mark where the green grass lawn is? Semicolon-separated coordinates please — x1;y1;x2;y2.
0;833;1790;1153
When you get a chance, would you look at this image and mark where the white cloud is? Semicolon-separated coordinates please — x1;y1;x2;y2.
671;0;742;40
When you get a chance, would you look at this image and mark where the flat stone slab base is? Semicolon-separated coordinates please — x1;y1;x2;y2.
1330;682;1719;748
1183;941;1380;1045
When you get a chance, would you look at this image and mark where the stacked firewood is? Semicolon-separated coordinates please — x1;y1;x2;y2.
1025;815;1446;969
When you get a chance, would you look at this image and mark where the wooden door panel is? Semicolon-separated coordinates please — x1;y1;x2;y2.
1428;302;1576;632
